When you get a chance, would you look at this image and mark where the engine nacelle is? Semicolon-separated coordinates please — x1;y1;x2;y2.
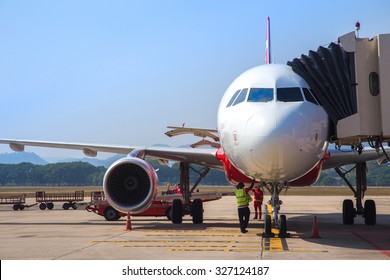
103;157;158;214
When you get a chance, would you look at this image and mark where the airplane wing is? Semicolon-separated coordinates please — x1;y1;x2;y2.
323;146;389;169
0;139;223;169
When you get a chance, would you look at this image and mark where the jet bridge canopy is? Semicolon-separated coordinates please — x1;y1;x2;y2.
288;31;390;147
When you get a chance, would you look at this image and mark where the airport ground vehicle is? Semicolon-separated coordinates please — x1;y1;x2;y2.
36;190;84;210
0;194;36;210
85;191;172;221
85;191;221;221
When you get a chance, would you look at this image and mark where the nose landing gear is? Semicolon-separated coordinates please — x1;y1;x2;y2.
263;182;290;237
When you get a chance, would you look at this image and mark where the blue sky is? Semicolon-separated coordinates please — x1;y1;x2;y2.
0;0;389;159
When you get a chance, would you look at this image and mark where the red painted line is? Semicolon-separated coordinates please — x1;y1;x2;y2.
351;231;390;258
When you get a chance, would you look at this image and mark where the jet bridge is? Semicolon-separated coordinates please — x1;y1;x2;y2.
288;31;390;148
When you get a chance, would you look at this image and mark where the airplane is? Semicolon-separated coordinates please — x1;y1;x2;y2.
0;17;388;234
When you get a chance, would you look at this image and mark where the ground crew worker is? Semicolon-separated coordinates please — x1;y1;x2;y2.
234;180;254;233
252;185;264;219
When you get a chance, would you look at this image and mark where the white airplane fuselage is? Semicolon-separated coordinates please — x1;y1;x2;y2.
217;64;329;183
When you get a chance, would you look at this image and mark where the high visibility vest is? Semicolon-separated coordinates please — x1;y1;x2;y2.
235;189;251;207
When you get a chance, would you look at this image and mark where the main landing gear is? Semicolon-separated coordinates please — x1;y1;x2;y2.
263;182;290;237
335;162;376;225
171;162;210;224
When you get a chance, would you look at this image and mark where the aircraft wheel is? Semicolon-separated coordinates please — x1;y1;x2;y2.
39;203;47;210
47;203;54;210
342;199;354;225
191;199;203;224
171;199;183;224
364;200;376;225
166;207;172;220
104;206;120;221
63;203;69;210
279;214;287;237
264;214;272;236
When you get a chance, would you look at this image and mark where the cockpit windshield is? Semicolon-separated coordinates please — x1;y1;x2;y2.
232;88;248;106
276;87;304;102
303;88;319;105
247;88;273;102
226;90;240;107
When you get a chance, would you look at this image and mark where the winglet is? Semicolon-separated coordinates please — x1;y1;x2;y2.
265;16;271;64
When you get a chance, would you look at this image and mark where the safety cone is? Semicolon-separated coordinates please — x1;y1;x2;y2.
310;215;321;238
125;212;132;231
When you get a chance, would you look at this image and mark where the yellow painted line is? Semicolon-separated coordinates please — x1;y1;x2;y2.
92;240;237;244
123;245;228;248
168;248;226;252
262;228;284;251
146;234;237;237
148;229;240;233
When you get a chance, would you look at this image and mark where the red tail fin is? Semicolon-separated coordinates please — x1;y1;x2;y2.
265;16;271;64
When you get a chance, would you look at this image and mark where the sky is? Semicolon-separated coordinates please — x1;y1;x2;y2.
0;0;389;160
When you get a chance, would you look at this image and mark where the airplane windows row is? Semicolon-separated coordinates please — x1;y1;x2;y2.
226;87;319;107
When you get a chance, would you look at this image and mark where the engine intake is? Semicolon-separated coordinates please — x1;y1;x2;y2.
103;157;158;214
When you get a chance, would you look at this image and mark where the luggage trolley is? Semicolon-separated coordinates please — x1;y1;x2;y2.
0;194;36;210
36;190;84;210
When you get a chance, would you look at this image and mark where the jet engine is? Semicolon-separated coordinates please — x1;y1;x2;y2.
103;157;158;214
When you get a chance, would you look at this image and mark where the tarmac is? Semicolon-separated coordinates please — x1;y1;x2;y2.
0;195;390;260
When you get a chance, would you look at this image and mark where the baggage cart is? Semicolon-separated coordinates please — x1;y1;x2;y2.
36;190;84;210
0;194;36;210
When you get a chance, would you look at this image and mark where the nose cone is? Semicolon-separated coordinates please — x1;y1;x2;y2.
245;107;277;137
242;104;314;181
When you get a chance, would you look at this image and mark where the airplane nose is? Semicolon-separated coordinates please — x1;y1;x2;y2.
245;108;277;137
244;105;307;180
245;105;305;138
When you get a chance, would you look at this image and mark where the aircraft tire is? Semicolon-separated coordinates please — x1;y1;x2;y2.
279;214;287;236
191;199;203;224
264;214;272;236
172;199;183;224
166;207;172;220
364;200;376;225
104;206;120;221
342;199;354;225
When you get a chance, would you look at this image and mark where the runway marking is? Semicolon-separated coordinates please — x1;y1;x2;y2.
261;229;287;251
260;228;326;253
146;234;237;237
92;228;326;254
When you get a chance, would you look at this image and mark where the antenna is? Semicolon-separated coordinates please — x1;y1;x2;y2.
265;16;271;64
